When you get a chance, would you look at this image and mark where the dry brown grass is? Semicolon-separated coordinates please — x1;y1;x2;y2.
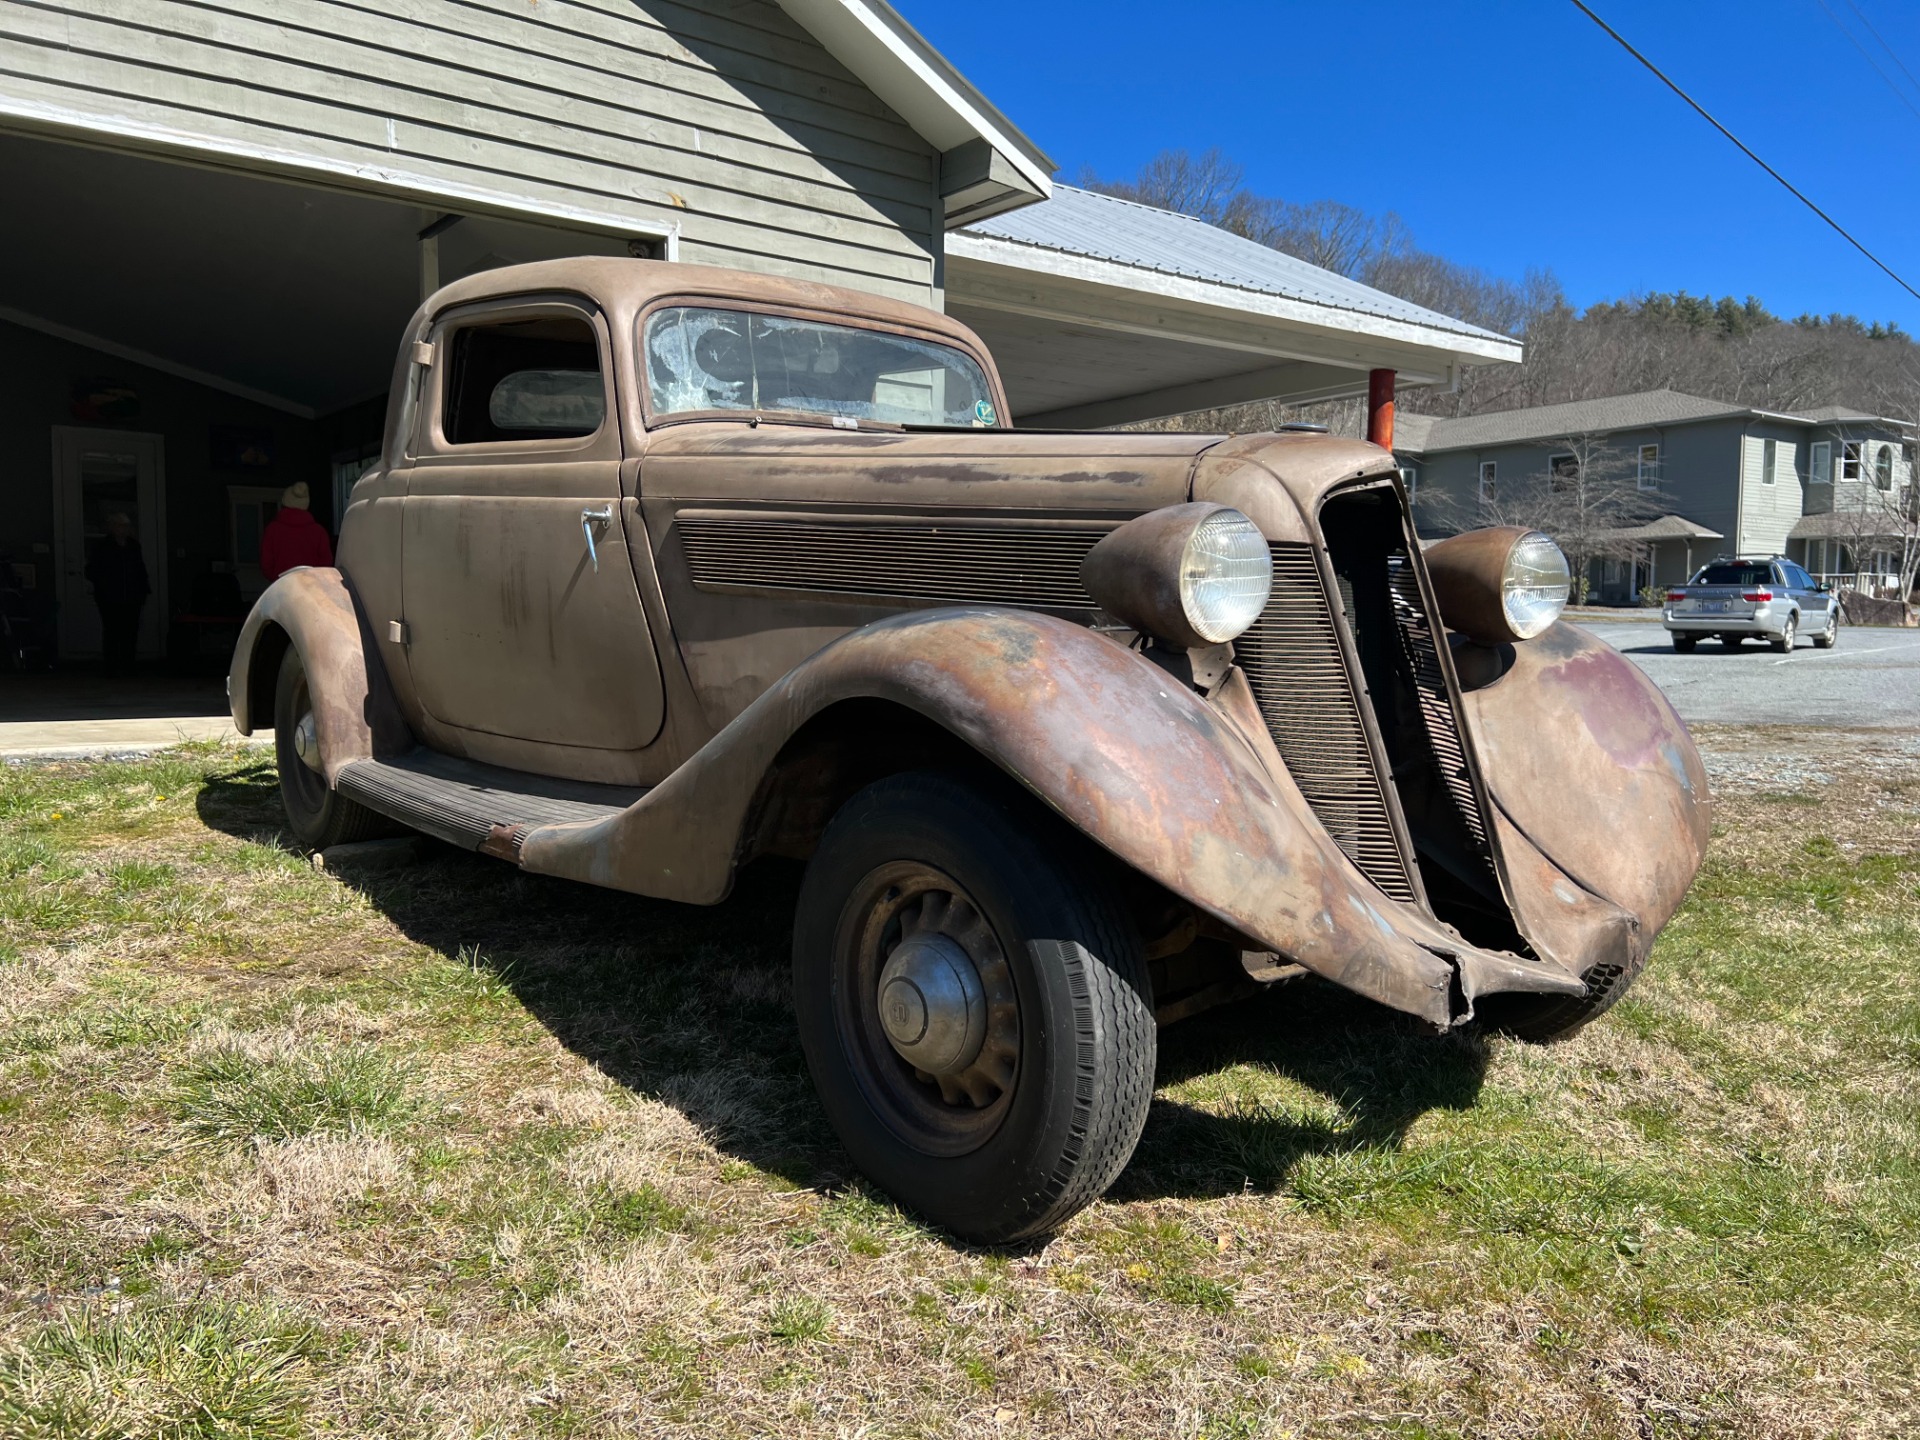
1;734;1916;1438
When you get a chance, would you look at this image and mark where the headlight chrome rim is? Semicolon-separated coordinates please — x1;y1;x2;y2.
1178;509;1273;644
1503;531;1572;640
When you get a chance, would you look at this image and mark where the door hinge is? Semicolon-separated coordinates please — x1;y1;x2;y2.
388;620;410;646
411;341;434;368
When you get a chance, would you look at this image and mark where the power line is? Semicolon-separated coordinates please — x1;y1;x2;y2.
1843;0;1920;109
1566;0;1920;306
1818;0;1920;128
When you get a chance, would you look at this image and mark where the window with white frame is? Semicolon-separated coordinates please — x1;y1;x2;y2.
1637;443;1661;489
1398;465;1419;500
1875;443;1894;490
1761;437;1777;485
1478;460;1497;501
1842;440;1862;481
1810;439;1831;484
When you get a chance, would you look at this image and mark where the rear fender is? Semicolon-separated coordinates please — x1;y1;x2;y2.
229;568;411;785
518;606;1583;1028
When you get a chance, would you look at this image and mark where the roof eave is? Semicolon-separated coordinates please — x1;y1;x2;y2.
774;0;1054;226
946;230;1524;372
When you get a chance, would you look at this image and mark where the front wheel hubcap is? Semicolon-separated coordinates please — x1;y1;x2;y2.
878;932;987;1076
293;712;322;772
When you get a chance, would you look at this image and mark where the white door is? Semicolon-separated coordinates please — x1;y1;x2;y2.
52;428;167;660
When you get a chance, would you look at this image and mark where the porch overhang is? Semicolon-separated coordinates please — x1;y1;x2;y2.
945;199;1522;430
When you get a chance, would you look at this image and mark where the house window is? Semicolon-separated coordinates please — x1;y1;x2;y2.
1876;443;1894;490
1548;453;1578;491
1637;443;1661;489
1811;440;1831;484
1398;465;1418;500
1478;460;1497;501
1842;441;1862;481
1761;437;1777;485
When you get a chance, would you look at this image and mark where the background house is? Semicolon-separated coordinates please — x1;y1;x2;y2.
1394;389;1916;602
0;0;1516;665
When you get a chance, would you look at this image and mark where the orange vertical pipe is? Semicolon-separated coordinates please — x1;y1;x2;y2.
1366;367;1396;450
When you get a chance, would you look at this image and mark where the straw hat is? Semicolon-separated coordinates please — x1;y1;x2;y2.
280;482;310;510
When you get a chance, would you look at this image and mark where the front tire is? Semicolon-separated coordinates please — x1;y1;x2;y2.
793;771;1154;1243
273;646;388;850
1481;947;1646;1043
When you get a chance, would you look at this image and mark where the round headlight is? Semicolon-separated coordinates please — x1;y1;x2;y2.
1503;531;1571;639
1081;503;1274;649
1424;526;1572;645
1179;509;1274;643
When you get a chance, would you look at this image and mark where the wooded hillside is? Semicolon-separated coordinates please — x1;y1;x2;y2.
1087;150;1920;430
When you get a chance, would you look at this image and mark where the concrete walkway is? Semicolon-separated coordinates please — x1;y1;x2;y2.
0;672;261;761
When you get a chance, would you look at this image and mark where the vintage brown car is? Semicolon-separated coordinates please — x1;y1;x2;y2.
230;258;1710;1242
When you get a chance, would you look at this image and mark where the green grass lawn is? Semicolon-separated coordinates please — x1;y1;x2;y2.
1;732;1916;1439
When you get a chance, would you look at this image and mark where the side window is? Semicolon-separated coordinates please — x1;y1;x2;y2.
1761;437;1777;485
1876;444;1895;490
442;314;605;445
1810;440;1831;484
1478;460;1497;501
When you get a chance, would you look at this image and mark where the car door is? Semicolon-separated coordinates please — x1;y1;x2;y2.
1782;561;1831;625
402;295;665;754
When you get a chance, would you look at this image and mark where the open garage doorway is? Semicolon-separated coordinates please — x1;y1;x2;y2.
0;127;653;680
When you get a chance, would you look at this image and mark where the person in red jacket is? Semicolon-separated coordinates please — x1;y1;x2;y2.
258;482;333;583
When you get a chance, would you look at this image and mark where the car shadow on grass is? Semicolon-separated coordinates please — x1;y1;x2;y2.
195;762;1488;1220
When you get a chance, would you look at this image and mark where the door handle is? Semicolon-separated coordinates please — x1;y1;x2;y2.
581;505;613;572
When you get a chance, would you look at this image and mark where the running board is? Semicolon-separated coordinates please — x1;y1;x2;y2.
335;751;644;859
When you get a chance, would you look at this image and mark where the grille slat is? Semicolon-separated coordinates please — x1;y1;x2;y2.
678;517;1106;608
1387;553;1498;878
1236;544;1417;902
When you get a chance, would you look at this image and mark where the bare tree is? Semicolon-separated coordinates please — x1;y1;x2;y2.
1822;428;1920;604
1473;435;1669;602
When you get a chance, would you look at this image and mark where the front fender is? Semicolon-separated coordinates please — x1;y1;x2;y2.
518;606;1582;1028
229;568;411;785
1465;621;1711;957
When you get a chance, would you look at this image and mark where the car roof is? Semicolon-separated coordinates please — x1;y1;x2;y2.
424;257;981;348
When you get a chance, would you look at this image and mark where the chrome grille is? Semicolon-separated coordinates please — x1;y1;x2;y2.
1235;543;1417;901
677;515;1105;609
1388;552;1494;871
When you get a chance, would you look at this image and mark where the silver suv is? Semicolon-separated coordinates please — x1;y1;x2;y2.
1663;556;1838;653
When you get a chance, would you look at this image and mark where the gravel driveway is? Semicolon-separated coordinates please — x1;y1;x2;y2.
1576;619;1920;728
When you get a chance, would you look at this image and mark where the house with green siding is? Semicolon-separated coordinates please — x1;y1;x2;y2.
0;0;1517;664
1394;390;1916;602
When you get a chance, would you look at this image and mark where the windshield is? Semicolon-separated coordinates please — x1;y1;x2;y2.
644;306;999;427
1693;563;1774;586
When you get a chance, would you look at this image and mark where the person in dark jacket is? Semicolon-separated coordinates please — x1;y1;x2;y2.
86;511;149;675
259;482;334;583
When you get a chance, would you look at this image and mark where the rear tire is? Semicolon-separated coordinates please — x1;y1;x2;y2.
1812;611;1838;649
273;646;388;850
793;771;1155;1243
1672;634;1697;653
1770;614;1797;653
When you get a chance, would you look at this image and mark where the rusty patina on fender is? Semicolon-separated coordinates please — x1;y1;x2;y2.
1464;621;1711;946
229;568;411;785
518;606;1584;1029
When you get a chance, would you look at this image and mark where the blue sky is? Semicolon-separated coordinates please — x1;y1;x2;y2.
901;0;1920;329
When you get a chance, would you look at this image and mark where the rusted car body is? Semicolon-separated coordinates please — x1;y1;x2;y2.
232;258;1709;1241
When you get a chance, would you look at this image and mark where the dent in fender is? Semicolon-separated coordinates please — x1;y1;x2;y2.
1464;620;1711;941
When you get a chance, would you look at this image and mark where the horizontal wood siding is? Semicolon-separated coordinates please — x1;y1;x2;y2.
0;0;941;301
